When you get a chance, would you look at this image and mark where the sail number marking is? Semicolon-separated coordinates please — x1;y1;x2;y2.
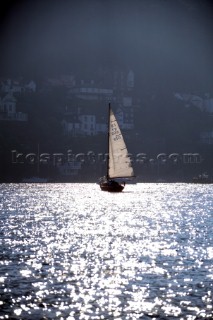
111;123;121;141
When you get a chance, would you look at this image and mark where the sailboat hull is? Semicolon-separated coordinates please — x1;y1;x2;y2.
100;181;124;192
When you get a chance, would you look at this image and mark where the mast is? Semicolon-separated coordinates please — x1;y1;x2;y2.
106;103;110;180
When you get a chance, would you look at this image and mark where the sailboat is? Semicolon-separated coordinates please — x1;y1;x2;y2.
100;103;134;192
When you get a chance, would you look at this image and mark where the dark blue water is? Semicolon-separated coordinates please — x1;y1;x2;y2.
0;183;212;319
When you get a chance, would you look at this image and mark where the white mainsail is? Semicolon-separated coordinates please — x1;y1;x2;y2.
108;108;134;179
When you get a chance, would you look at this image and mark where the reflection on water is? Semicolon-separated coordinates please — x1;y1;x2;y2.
0;183;212;319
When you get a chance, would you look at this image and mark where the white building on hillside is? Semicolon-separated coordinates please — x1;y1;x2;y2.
1;79;36;94
174;92;213;113
62;68;135;136
0;93;28;121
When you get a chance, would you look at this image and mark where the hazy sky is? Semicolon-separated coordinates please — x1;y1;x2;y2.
0;0;213;92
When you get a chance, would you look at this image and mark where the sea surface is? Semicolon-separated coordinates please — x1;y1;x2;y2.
0;183;213;320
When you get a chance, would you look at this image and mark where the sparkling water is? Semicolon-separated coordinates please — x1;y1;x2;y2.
0;183;212;319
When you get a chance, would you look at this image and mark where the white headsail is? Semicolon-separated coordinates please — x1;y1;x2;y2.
108;108;134;179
